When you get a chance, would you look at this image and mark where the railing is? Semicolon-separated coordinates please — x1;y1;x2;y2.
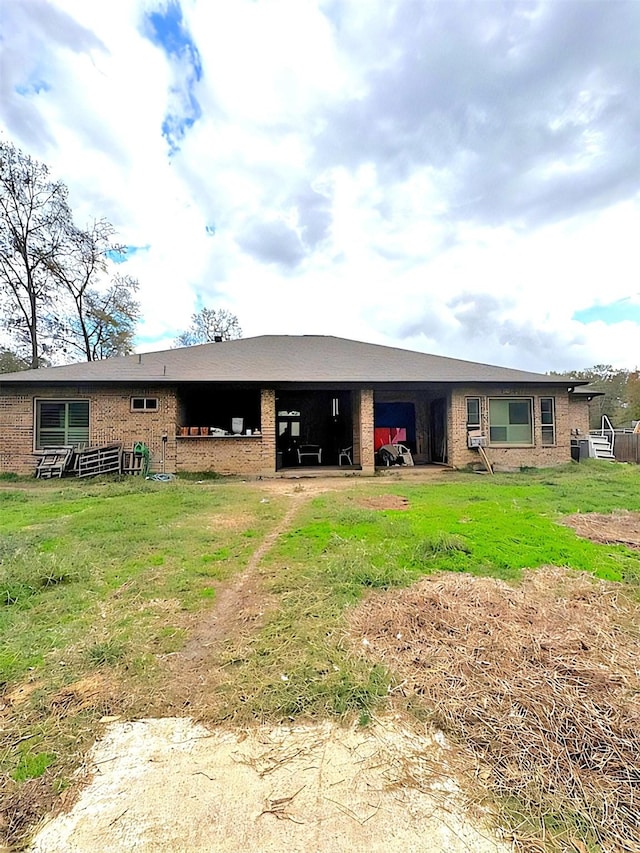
588;417;640;463
589;415;623;451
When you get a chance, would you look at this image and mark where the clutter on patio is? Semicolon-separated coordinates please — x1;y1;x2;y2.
34;442;150;478
376;443;414;466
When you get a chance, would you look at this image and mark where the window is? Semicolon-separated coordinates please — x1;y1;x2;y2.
131;397;158;412
36;400;89;449
466;397;481;430
488;398;533;444
540;397;556;445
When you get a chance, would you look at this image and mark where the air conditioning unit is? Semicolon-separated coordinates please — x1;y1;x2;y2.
468;434;487;448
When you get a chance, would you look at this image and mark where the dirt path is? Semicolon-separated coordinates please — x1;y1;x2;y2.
176;489;309;667
167;473;420;680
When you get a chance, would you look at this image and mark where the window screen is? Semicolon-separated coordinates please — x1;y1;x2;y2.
36;400;89;449
540;397;556;445
466;397;481;429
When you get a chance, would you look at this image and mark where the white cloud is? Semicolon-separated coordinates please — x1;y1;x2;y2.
2;0;640;369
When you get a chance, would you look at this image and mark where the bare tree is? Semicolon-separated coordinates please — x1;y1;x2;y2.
51;273;140;361
47;219;140;361
1;139;142;365
0;139;71;368
174;307;242;347
82;274;140;360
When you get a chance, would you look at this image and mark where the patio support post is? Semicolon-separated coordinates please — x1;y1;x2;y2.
260;388;277;474
359;388;375;474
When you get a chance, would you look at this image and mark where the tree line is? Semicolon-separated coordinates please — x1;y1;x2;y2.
551;365;640;429
0;138;242;373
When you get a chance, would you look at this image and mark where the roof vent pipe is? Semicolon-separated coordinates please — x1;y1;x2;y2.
213;334;223;343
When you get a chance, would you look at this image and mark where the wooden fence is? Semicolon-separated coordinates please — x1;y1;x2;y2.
613;433;640;464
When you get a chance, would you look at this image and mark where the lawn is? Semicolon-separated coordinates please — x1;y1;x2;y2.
1;461;639;850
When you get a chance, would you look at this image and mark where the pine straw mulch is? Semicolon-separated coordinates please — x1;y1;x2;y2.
349;566;640;852
559;511;640;550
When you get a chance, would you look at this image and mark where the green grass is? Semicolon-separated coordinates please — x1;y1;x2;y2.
12;752;57;782
0;478;286;685
2;462;640;849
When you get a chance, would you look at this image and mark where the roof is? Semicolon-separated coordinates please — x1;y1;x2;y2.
570;384;604;397
0;335;587;386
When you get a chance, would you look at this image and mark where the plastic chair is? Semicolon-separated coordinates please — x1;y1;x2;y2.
338;446;353;466
394;443;414;466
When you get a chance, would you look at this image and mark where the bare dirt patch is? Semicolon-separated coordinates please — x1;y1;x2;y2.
27;717;510;853
49;674;116;717
350;566;640;850
0;681;42;719
254;467;451;497
560;510;640;548
357;494;409;511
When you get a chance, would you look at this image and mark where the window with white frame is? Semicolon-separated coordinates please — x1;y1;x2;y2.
540;397;556;445
488;398;533;445
466;397;481;430
35;400;89;449
131;397;158;412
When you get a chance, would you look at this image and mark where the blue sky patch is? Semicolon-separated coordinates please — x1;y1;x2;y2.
107;245;149;264
573;297;640;325
145;2;202;80
16;79;51;96
143;1;202;154
161;92;202;155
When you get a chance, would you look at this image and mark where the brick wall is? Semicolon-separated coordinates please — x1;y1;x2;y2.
175;435;266;474
0;387;34;474
0;384;179;475
1;381;587;476
568;394;591;437
259;388;276;473
359;389;375;474
0;383;280;478
449;386;576;471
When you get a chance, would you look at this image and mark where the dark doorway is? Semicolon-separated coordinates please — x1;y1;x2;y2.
276;391;352;468
429;397;448;463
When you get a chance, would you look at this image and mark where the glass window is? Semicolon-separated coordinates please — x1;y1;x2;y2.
466;397;481;429
36;400;89;449
489;398;533;445
131;397;158;412
540;397;556;445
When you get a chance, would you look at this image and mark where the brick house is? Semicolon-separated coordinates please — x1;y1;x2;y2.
0;335;593;476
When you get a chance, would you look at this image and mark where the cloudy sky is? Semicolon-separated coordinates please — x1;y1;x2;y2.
2;0;640;372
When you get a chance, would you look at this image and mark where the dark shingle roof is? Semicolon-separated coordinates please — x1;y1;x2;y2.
0;335;584;386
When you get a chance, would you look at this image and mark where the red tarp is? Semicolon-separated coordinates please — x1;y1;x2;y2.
374;427;407;451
